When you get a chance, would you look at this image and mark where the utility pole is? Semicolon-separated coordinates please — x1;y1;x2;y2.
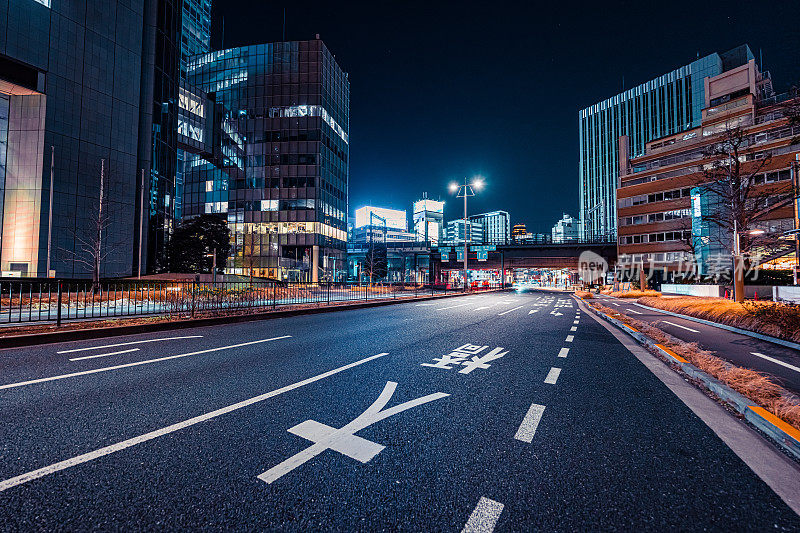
46;145;54;278
138;168;145;279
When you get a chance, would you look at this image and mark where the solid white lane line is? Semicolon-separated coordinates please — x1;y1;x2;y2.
751;352;800;374
514;403;546;443
558;348;569;358
498;305;524;316
544;367;561;385
69;348;140;362
461;497;504;533
437;303;471;310
565;335;574;342
0;336;292;391
626;309;643;315
570;326;577;332
57;336;204;354
662;321;700;333
0;352;388;493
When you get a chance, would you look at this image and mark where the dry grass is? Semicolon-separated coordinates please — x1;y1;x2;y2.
638;296;800;344
590;302;800;431
609;289;661;299
574;290;593;299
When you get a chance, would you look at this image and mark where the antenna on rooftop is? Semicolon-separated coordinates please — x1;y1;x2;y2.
282;7;286;41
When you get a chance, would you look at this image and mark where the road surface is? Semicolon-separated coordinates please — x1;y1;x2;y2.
593;293;800;395
1;290;798;530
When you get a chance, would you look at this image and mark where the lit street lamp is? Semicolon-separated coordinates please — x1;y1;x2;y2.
449;177;484;291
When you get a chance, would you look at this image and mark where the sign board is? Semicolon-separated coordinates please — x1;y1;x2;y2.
440;252;450;261
456;249;464;262
477;251;488;261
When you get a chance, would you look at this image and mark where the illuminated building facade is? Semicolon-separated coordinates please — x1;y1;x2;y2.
616;51;798;276
183;39;350;281
354;206;407;231
413;197;444;244
0;0;146;277
444;219;483;245
579;45;769;241
469;210;510;245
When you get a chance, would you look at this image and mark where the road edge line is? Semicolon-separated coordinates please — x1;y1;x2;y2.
575;295;800;515
632;301;800;352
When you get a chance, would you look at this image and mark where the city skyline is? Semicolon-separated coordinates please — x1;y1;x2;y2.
212;1;800;234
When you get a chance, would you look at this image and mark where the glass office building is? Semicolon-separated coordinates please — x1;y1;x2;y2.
469;210;510;245
578;45;756;240
0;0;145;277
184;39;350;282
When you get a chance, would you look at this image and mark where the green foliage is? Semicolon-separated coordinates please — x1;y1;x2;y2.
166;215;230;273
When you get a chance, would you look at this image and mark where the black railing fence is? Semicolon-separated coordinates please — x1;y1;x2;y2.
0;279;504;325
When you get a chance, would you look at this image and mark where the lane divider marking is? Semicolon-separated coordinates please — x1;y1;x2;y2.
0;352;388;493
558;348;569;358
750;352;800;374
69;348;140;362
544;367;561;385
57;336;204;354
565;335;574;343
461;497;504;533
498;305;524;316
662;321;700;333
0;336;292;391
514;403;546;443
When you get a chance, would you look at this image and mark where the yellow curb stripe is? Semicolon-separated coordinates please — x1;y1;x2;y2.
747;405;800;443
622;323;638;333
655;343;689;364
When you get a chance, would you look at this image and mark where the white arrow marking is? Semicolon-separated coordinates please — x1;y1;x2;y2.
258;381;449;484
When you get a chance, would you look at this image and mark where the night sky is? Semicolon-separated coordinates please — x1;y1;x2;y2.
210;1;800;234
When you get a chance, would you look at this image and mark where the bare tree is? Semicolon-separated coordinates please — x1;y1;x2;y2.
692;126;800;300
59;158;128;290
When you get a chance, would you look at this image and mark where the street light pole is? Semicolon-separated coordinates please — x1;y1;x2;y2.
451;177;483;292
463;179;468;291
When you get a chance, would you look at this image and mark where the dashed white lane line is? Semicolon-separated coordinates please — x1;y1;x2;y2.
573;320;579;324
662;320;700;333
544;367;561;384
626;308;643;315
611;302;621;307
558;348;569;358
514;403;546;443
528;309;539;314
437;303;471;310
751;352;800;374
69;348;140;362
0;352;389;493
415;303;435;306
474;306;492;311
570;326;577;332
498;305;524;316
0;336;292;391
565;335;574;343
461;497;504;533
56;336;203;354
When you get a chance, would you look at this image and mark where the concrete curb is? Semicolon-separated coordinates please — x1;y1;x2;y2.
632;301;800;352
576;296;800;462
0;289;507;349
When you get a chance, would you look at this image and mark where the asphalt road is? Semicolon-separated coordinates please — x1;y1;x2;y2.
1;290;799;530
593;294;800;395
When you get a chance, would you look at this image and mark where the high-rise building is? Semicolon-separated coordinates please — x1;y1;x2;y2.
0;0;146;277
469;211;510;245
353;206;407;231
175;0;212;224
183;39;350;282
444;219;483;246
551;214;578;243
511;223;527;242
579;45;771;240
413;197;444;244
616;53;798;276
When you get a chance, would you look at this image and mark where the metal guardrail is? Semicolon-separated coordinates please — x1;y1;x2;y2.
0;279;504;326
